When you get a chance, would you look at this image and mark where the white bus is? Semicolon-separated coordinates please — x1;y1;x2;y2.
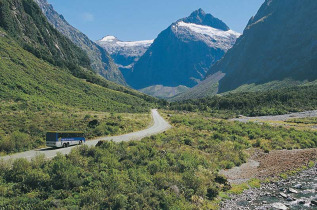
46;131;85;148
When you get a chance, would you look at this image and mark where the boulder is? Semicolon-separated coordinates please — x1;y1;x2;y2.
272;203;288;210
279;192;288;198
288;188;298;194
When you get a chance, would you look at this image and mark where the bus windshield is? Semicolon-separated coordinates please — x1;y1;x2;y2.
46;132;57;141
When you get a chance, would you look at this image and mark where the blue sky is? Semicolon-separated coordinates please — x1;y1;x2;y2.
49;0;264;41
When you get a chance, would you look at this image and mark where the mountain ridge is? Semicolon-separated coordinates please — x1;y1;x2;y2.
96;35;153;75
175;0;317;100
125;9;239;91
34;0;127;85
181;8;230;31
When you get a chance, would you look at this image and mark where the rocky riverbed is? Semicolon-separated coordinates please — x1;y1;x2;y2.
220;164;317;210
233;110;317;123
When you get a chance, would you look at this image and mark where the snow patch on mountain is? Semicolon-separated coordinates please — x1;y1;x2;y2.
174;21;240;50
97;36;153;56
97;36;154;70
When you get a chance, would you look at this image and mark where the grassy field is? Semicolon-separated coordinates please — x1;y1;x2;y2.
1;111;316;209
0;103;151;155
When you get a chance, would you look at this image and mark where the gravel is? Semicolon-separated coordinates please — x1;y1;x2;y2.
220;164;317;210
233;110;317;123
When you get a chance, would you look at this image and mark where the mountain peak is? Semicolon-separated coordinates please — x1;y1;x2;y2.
192;8;206;16
100;36;118;42
181;9;230;31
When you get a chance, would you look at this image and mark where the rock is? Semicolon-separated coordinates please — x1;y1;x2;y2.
286;197;295;201
50;199;61;208
96;140;105;147
311;200;317;205
294;184;302;189
279;192;288;198
169;185;180;195
298;200;305;204
302;189;314;194
272;202;288;210
288;188;298;194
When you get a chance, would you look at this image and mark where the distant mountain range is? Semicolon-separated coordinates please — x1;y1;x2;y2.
96;36;153;78
125;9;240;91
34;0;126;85
174;0;317;101
97;9;239;98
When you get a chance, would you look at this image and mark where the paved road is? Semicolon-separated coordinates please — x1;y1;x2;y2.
1;109;171;162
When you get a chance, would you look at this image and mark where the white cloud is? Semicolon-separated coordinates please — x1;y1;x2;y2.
82;12;94;22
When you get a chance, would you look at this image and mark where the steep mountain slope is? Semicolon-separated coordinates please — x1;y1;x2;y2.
0;0;90;70
0;30;151;113
179;0;317;100
127;9;240;89
0;0;158;105
97;36;153;76
34;0;126;85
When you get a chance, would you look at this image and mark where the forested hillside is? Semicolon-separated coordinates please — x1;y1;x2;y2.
170;84;317;117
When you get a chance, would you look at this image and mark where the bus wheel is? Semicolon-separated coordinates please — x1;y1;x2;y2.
62;143;67;148
79;140;83;145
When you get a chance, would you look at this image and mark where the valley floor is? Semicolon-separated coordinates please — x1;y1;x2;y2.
0;109;170;161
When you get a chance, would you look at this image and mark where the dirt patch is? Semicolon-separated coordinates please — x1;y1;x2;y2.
220;148;317;184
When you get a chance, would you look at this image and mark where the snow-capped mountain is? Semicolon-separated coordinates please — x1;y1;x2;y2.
97;36;153;71
126;9;240;90
174;0;317;101
174;21;239;50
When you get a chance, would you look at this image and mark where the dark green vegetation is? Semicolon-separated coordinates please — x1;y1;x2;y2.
286;117;317;125
170;84;317;117
1;112;316;209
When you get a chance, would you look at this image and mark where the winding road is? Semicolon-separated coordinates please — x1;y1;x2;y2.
1;109;171;162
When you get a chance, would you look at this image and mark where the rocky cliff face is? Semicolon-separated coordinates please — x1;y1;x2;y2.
204;0;317;94
126;9;239;89
34;0;126;85
96;36;153;78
